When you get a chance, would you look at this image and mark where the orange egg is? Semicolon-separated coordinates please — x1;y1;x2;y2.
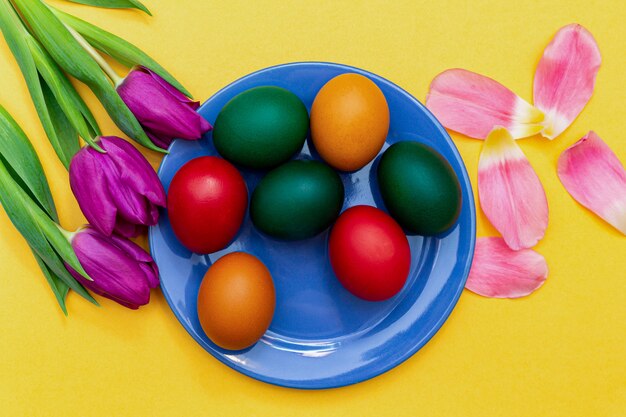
197;252;275;351
311;73;390;171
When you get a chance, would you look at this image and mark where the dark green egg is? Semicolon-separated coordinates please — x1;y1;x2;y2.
251;160;344;240
377;141;462;235
212;86;309;169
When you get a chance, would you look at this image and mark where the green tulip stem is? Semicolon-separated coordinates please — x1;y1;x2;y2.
57;225;76;243
64;22;122;86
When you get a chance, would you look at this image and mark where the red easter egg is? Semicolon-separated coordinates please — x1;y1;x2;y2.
167;156;248;254
329;205;411;301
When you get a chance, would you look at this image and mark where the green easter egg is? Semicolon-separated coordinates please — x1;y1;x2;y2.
212;86;309;169
377;141;462;235
251;160;345;240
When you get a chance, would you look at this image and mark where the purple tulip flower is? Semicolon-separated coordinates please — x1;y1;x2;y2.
69;136;166;238
117;66;212;149
67;226;159;309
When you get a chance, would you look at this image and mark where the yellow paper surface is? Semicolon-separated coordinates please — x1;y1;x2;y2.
0;1;624;416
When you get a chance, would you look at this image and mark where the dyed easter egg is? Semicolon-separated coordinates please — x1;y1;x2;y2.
197;252;275;351
167;156;248;254
377;141;462;235
212;86;309;169
328;205;410;301
310;73;389;171
251;160;344;240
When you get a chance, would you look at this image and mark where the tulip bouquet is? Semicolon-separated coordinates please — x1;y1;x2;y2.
0;0;210;312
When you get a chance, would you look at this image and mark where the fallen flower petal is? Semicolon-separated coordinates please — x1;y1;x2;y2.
478;127;549;250
466;237;548;298
534;24;601;139
426;69;544;139
557;131;626;235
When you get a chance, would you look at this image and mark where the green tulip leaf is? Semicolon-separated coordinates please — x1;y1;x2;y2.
32;249;70;315
0;108;92;292
13;0;164;153
27;36;103;151
0;0;82;169
53;8;191;97
63;0;151;15
0;105;58;221
40;79;82;159
0;156;96;304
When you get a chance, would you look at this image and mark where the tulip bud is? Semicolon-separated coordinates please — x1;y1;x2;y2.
117;66;212;149
66;226;159;309
69;136;166;238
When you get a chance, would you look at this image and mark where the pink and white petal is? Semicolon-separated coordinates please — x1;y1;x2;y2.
533;24;601;139
466;237;548;298
478;127;549;250
557;131;626;235
426;69;544;139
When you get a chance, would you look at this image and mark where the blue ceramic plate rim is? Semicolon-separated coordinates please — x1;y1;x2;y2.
149;62;476;389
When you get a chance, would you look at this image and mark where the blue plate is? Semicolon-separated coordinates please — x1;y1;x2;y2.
149;62;476;389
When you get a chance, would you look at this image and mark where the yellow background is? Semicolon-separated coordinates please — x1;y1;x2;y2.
1;1;624;416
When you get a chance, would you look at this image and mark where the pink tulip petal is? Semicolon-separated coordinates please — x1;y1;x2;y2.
478;127;549;250
557;131;626;235
466;237;548;298
533;24;601;139
426;69;544;139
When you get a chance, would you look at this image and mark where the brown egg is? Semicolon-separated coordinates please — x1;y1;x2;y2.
310;73;390;171
197;252;275;350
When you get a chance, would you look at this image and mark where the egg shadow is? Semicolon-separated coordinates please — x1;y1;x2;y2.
368;153;388;212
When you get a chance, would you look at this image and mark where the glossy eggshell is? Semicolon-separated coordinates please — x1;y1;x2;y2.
310;73;389;171
167;156;248;254
377;141;462;235
250;160;344;240
212;86;309;169
197;252;276;351
328;205;411;301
